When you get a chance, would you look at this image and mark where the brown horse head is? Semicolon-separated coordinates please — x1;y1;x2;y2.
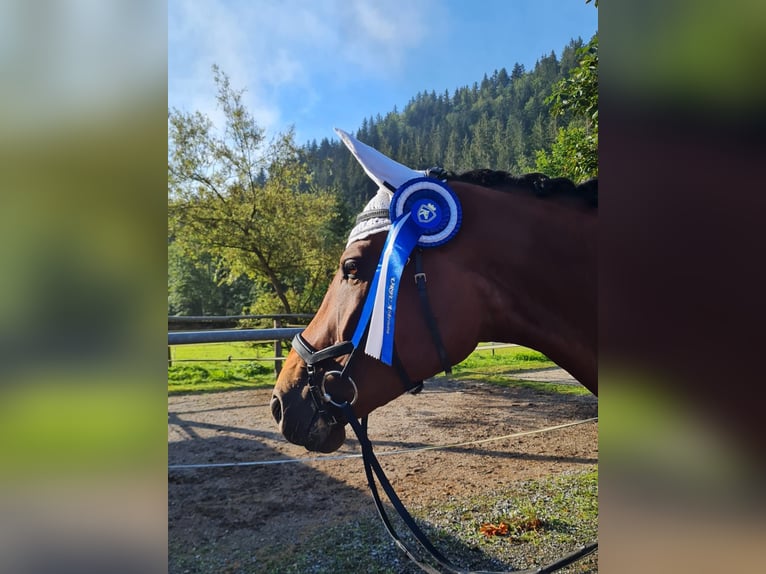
271;131;597;452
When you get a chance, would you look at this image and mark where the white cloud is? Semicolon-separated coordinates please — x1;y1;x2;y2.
168;0;440;137
169;0;276;131
341;1;416;70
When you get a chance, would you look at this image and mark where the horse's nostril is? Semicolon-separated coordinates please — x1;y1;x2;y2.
270;396;283;424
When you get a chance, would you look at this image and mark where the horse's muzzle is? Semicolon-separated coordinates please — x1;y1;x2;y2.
270;388;347;453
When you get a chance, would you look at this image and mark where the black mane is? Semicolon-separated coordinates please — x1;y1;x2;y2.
440;168;597;209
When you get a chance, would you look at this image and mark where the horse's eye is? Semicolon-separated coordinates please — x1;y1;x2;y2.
342;259;359;279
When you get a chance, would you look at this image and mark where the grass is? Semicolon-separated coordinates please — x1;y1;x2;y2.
170;341;274;362
168;341;277;394
255;468;598;574
456;373;593;396
167;342;589;396
451;345;592;396
453;344;555;374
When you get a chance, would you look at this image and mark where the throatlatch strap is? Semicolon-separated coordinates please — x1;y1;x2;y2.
414;250;452;376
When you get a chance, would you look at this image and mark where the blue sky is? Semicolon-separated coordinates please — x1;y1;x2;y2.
169;0;598;146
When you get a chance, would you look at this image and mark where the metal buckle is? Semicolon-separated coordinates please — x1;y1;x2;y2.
414;272;426;284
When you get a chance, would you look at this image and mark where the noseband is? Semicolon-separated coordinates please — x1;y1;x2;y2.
292;248;452;421
291;333;358;422
291;327;425;423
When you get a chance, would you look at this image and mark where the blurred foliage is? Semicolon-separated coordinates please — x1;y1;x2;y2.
0;1;167;571
601;0;766;114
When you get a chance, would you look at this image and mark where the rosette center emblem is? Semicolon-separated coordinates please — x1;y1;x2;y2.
416;202;438;224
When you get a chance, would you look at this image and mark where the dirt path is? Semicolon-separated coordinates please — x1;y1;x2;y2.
168;370;598;572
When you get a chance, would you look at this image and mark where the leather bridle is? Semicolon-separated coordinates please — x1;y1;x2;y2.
291;247;452;424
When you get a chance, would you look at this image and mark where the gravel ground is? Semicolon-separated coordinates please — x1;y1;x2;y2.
169;370;598;573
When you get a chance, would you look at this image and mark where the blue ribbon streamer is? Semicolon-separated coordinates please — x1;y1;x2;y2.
351;212;421;365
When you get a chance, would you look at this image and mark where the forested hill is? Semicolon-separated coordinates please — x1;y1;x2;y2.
302;37;588;213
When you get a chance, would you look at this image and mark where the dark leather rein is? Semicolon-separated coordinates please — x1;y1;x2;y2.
340;402;598;574
291;249;597;574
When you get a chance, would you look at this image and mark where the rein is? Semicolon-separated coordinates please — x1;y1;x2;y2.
340;403;598;574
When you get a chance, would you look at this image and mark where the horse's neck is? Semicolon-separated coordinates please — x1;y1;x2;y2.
463;186;597;392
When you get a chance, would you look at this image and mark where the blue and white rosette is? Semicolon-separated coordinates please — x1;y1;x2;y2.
351;177;462;365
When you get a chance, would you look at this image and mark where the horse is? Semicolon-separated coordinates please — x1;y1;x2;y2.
271;129;597;453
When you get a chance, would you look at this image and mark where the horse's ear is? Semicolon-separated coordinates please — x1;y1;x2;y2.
335;128;424;192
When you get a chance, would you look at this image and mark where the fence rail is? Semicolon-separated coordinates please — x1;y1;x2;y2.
168;328;303;346
168;316;518;379
167;314;313;376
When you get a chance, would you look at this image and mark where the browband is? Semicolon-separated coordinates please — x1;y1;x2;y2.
355;208;391;225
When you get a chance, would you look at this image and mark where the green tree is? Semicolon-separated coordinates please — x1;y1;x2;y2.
168;239;255;316
535;34;598;181
468;113;494;168
302;34;591;190
534;125;597;181
168;67;343;314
